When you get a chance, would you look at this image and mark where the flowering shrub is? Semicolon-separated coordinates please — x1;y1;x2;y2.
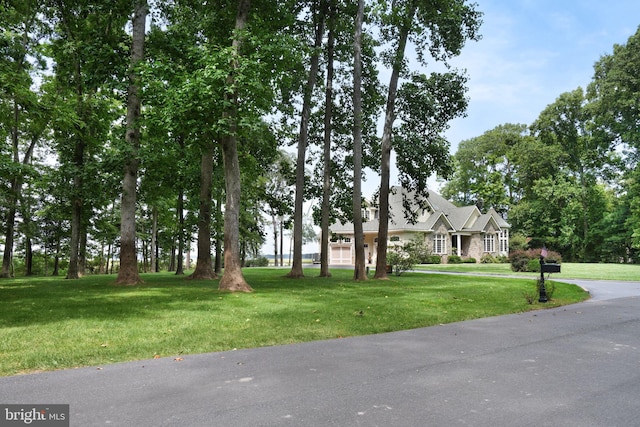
509;248;562;272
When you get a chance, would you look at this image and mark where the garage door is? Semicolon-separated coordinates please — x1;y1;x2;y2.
331;245;352;265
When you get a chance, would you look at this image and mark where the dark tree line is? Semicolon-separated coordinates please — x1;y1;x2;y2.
2;0;485;285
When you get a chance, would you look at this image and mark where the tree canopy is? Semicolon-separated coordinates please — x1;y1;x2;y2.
1;3;639;289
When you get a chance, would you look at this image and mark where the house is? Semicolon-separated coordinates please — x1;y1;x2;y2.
326;186;510;265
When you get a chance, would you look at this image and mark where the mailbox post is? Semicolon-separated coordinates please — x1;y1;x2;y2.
538;250;561;303
538;255;548;303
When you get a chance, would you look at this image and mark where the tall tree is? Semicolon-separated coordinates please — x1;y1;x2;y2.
373;0;482;279
116;0;148;285
589;26;640;251
351;0;366;280
531;88;617;261
394;72;467;219
0;0;46;277
441;123;528;210
318;0;337;278
287;1;326;279
45;0;130;279
189;142;218;279
218;0;253;291
264;151;294;267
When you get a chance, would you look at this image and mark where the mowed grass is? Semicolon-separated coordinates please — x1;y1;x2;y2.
0;268;589;377
415;262;640;281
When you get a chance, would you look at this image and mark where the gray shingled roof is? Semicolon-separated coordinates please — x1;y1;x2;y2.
330;186;510;235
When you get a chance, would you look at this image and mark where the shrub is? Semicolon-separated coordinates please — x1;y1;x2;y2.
463;257;477;263
245;257;269;267
480;254;496;263
425;255;441;264
527;258;541;273
509;248;563;272
509;250;530;272
509;232;529;252
404;236;433;264
386;246;416;276
448;255;462;264
496;255;509;264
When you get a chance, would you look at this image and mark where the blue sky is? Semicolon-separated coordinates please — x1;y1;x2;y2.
369;0;640;194
443;0;640;148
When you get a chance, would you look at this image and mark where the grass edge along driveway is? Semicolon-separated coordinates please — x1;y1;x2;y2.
0;268;589;377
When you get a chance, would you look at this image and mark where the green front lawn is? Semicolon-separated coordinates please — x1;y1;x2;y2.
414;262;640;281
0;269;588;377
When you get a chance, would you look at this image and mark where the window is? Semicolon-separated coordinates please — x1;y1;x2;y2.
433;234;446;254
343;237;351;243
499;229;509;254
483;234;495;253
390;235;401;242
362;209;371;220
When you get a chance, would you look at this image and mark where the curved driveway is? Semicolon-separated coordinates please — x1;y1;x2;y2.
2;277;640;426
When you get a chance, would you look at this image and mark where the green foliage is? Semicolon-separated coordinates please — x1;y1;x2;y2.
448;254;463;264
527;258;541;273
404;235;432;264
386;245;416;276
508;232;529;253
395;72;469;196
480;254;498;263
442;124;528;212
509;249;563;272
244;257;269;267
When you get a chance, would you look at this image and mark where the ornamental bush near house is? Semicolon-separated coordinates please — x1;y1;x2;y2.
386;246;416;276
429;255;442;264
448;255;463;264
509;248;563;272
528;258;541;272
404;236;433;264
463;257;476;263
480;254;498;264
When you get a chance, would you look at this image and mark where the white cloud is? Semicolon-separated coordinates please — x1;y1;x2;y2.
440;0;640;148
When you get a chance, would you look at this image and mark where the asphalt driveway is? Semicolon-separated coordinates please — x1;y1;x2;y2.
1;279;640;426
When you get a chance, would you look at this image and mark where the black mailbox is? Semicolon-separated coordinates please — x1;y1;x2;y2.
541;263;561;273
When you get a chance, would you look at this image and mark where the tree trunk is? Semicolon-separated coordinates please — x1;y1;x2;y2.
175;190;185;275
319;1;335;278
24;237;33;276
175;135;186;275
79;224;87;276
189;143;217;279
214;191;223;275
116;0;147;285
374;6;414;279
352;0;367;281
280;219;284;267
1;27;38;278
66;136;84;280
219;0;252;292
1;196;17;278
287;3;325;278
273;215;279;267
0;102;20;278
151;206;158;272
52;236;60;276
